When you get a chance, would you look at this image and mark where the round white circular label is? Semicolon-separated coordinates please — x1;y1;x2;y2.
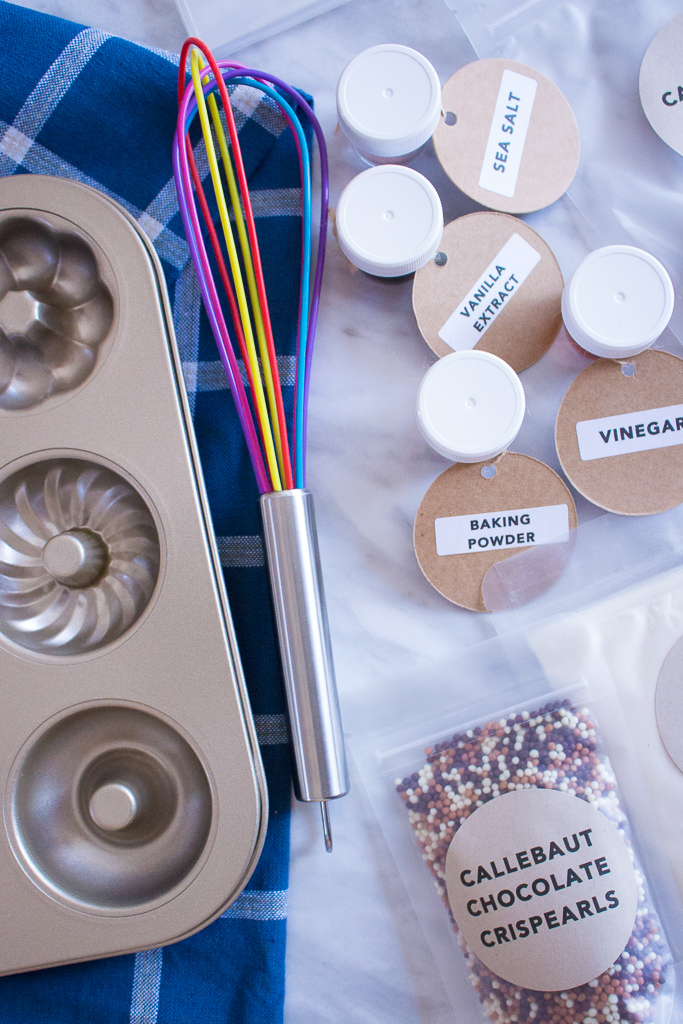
445;788;638;991
640;15;683;156
656;634;683;771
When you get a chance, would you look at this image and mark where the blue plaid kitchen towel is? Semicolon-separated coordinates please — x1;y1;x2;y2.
0;2;301;1020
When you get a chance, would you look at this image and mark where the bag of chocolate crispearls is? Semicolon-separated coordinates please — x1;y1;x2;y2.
357;681;683;1024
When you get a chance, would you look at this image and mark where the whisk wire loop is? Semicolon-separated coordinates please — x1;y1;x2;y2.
174;38;328;494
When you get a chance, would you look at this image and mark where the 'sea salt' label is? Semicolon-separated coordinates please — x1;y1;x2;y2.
445;789;638;992
576;403;683;462
435;503;568;556
479;70;538;199
438;233;541;351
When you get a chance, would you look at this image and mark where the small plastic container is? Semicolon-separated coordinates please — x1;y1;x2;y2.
561;245;675;359
417;350;525;462
336;44;442;165
336;165;443;278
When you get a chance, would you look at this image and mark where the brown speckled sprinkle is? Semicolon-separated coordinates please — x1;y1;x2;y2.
397;699;670;1024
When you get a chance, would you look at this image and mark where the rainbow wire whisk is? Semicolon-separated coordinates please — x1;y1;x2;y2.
173;38;349;851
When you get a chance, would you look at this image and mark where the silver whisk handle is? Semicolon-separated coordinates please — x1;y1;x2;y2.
260;489;350;807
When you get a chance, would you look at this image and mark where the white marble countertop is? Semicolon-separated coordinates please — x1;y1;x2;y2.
11;0;683;1021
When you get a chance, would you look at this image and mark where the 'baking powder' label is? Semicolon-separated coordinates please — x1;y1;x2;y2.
479;70;538;198
445;789;638;991
576;403;683;462
438;233;541;351
435;503;568;556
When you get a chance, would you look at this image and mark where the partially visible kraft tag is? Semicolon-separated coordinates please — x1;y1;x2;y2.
414;453;577;611
656;635;683;772
655;634;683;770
640;15;683;156
433;58;580;215
556;350;683;515
412;212;563;372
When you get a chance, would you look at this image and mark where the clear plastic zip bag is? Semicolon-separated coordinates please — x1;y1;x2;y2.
441;0;683;343
356;652;683;1024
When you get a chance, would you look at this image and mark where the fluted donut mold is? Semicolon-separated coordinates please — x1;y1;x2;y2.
0;216;114;410
0;457;161;655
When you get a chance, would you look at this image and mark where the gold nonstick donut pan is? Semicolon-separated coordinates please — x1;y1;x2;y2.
0;174;267;973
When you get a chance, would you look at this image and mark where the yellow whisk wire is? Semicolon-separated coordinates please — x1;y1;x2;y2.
190;49;282;491
198;58;289;485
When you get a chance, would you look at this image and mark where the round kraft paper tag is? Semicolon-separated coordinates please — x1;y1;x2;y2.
640;15;683;156
413;453;577;612
445;788;638;992
433;59;580;215
412;212;563;372
555;350;683;515
655;635;683;772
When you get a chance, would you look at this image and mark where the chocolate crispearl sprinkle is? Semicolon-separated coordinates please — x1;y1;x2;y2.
397;700;670;1024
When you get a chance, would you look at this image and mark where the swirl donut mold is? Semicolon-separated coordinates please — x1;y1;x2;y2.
0;457;160;655
0;216;113;410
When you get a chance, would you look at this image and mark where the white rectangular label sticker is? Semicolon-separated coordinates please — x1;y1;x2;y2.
437;233;541;351
435;504;569;556
479;69;538;198
576;404;683;461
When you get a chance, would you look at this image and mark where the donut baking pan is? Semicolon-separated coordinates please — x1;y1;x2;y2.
0;174;267;973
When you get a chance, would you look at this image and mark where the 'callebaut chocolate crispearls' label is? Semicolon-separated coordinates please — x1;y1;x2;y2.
445;788;638;991
397;702;671;1022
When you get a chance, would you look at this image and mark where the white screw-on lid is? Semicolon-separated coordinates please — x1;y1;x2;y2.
336;166;443;277
562;245;674;359
417;350;525;462
337;44;442;159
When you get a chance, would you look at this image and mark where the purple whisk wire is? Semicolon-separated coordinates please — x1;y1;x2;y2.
175;60;329;490
173;100;270;493
216;63;329;485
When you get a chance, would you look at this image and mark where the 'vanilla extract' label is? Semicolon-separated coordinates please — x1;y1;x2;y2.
445;788;638;991
479;70;538;199
438;233;541;351
576;403;683;462
435;503;568;556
